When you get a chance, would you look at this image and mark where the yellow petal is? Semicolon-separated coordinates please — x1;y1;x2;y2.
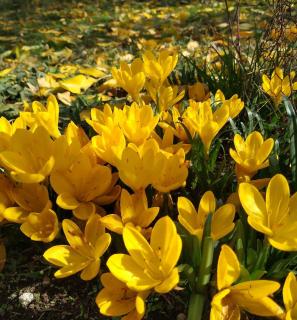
80;259;100;280
155;267;179;293
283;272;297;311
217;245;240;290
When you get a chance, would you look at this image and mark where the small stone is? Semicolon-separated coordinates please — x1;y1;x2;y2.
177;313;186;320
19;292;35;307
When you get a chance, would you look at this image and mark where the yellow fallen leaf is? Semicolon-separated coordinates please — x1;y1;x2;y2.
0;67;13;77
79;67;106;78
57;91;74;106
59;75;97;94
98;78;117;92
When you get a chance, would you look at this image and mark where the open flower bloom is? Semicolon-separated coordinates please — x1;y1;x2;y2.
177;191;235;241
20;95;61;138
152;148;188;193
283;272;297;320
116;103;159;145
142;50;178;88
107;216;182;293
117;139;159;191
230;132;274;179
101;189;159;235
44;215;111;280
215;90;244;119
111;58;145;102
92;126;126;167
185;99;229;154
20;208;59;243
96;272;150;320
262;67;297;108
239;174;297;251
86;104;119;134
0;116;25;152
0;126;55;183
4;182;51;223
147;84;185;112
210;245;283;320
50;153;113;220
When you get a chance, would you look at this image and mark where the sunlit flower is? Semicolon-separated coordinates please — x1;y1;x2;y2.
96;272;150;320
188;82;210;102
107;216;182;293
178;191;235;241
44;215;111;280
210;245;283;319
283;272;297;320
239;174;297;251
215;89;244;119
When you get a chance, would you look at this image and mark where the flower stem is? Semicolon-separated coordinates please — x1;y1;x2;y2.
187;293;205;320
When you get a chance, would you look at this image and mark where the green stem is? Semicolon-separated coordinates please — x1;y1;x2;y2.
187;293;205;320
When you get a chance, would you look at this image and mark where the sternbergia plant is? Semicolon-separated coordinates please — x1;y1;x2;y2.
1;47;297;320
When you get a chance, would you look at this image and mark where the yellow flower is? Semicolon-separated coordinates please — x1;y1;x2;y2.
142;50;178;88
20;208;59;243
262;67;297;108
210;245;283;320
185;99;229;154
4;182;51;223
107;216;182;293
283;272;297;320
0;116;25;152
0;126;55;183
86;104;119;134
92;127;126;167
101;189;159;235
188;82;210;102
230;132;274;179
96;272;150;319
116;103;159;145
50;153;113;220
177;191;235;241
59;74;97;94
117;139;159;191
20;94;60;138
152;148;188;193
44;215;111;280
111;58;145;102
215;90;244;119
238;174;297;251
147;84;185;112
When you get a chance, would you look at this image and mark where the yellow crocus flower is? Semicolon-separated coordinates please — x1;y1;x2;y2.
20;94;60;138
0;126;55;183
96;273;150;320
239;174;297;251
185;99;229;154
283;272;297;320
215;89;245;119
44;215;111;280
262;67;297;108
50;153;113;220
20;207;59;243
4;183;51;223
0;116;25;152
230;131;274;179
101;188;159;235
177;191;235;241
116;102;159;145
210;245;283;320
111;58;145;103
0;174;14;222
92;126;126;167
86;104;119;134
142;50;178;89
107;216;182;293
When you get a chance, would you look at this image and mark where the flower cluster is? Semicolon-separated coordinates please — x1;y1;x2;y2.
1;49;297;320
